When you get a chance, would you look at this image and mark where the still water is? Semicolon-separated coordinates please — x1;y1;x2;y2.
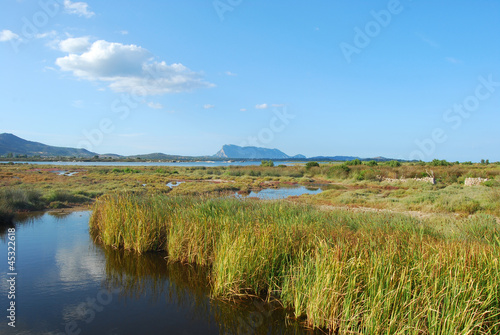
236;186;323;200
0;212;320;334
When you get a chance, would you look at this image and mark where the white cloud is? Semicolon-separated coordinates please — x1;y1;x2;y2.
63;0;95;18
225;71;237;76
57;40;147;78
240;108;247;112
147;102;163;109
0;29;19;42
59;36;91;53
255;103;268;109
56;39;214;95
203;104;215;109
118;30;129;35
55;243;105;284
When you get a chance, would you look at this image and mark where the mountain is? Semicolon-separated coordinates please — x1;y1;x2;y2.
0;133;97;158
307;156;399;162
0;134;402;162
215;144;299;159
308;155;361;161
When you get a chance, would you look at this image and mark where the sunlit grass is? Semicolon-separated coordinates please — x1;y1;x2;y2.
90;192;500;333
2;163;499;216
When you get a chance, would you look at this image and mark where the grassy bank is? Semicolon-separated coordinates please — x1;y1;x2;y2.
90;193;500;333
0;186;92;224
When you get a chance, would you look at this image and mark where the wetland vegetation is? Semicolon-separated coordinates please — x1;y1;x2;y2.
2;160;500;333
90;193;500;333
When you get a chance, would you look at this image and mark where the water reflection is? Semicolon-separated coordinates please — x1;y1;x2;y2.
100;245;319;334
236;185;323;200
0;210;321;334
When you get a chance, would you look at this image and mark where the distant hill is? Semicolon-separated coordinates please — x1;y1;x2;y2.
308;155;360;162
307;156;397;162
0;133;97;158
215;144;301;159
213;145;399;161
0;134;401;162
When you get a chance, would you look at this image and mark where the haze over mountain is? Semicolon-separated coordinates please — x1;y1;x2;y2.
0;133;97;158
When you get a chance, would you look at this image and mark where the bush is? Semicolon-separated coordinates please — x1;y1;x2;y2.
346;159;361;166
261;160;274;167
355;170;366;181
112;168;140;173
327;164;351;179
43;190;90;204
385;160;401;167
429;159;450;167
249;170;261;177
0;188;44;211
483;180;500;188
365;160;378;166
49;201;68;209
305;161;320;169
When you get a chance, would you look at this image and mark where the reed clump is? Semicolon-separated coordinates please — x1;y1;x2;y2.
90;193;500;333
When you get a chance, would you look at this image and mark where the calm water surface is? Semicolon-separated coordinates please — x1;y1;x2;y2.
237;186;323;200
0;211;320;334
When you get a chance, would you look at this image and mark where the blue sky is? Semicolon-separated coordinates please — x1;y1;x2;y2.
1;0;499;161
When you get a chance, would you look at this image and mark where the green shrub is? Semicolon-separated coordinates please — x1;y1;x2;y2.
429;159;450;166
327;164;351;179
249;170;261;177
385;160;401;167
49;201;68;209
483;180;500;187
261;160;274;167
345;159;361;166
112;168;140;173
0;188;44;211
305;161;320;169
43;190;90;204
264;170;281;177
355;170;366;181
365;160;378;166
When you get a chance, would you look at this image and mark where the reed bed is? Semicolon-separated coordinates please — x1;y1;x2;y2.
90;193;500;333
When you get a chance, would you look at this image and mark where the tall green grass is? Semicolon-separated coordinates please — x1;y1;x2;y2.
90;193;500;333
0;187;44;223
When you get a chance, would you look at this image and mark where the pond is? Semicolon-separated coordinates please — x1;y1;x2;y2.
236;185;324;200
0;211;322;334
